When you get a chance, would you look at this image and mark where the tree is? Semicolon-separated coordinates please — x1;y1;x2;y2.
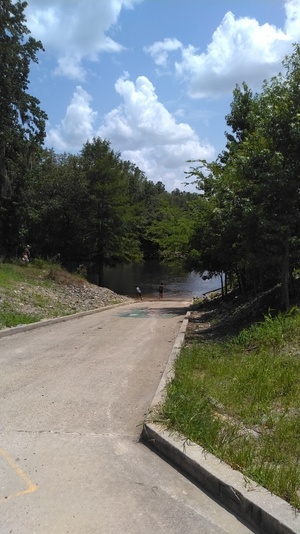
255;47;300;308
80;138;142;284
223;47;300;307
21;150;89;261
146;196;195;266
0;0;47;254
185;160;239;296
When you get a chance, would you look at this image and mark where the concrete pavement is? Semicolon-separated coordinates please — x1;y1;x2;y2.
0;299;254;533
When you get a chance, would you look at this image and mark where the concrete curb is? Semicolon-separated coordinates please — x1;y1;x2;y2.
0;300;132;338
141;311;300;534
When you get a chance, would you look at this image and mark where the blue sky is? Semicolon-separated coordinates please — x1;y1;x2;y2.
25;0;299;191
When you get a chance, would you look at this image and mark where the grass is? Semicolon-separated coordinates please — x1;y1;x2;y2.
0;303;41;327
0;262;30;288
157;305;300;510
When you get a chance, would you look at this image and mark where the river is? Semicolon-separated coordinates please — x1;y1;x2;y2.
100;261;221;299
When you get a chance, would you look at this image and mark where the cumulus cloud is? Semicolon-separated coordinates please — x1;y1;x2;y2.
176;12;291;98
98;76;215;190
46;86;98;150
145;0;298;98
46;76;214;190
25;0;143;80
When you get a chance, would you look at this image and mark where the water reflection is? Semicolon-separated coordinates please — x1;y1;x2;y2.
101;261;221;299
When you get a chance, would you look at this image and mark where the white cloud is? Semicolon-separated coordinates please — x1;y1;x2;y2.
46;76;214;191
98;76;215;190
144;38;182;67
46;86;97;150
285;0;300;38
177;11;291;98
146;2;299;99
25;0;143;80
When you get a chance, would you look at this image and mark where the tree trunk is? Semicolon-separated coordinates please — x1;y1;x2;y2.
220;272;224;298
0;143;10;198
98;214;105;287
224;270;228;298
98;260;104;287
281;239;290;310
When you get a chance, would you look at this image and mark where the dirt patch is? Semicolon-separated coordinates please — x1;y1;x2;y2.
186;287;282;343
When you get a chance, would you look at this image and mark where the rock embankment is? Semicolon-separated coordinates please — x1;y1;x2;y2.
45;283;132;313
2;280;132;325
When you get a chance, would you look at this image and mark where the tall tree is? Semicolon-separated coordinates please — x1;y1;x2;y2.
80;138;142;284
0;0;47;254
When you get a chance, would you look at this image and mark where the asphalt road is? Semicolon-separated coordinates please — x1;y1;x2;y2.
0;299;257;533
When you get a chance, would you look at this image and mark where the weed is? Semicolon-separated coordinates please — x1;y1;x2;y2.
31;257;49;269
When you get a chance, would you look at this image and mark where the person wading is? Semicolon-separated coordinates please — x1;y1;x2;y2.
135;286;142;299
158;282;164;299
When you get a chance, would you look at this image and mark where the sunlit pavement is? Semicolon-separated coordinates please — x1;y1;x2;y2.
0;300;266;533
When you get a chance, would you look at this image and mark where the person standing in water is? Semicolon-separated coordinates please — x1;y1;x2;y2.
135;286;142;299
158;282;164;299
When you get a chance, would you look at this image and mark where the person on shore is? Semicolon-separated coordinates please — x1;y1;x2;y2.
22;251;29;265
22;245;30;266
158;282;164;299
135;286;142;299
24;244;31;259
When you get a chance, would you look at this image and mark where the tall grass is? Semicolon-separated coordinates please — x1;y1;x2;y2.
159;307;300;509
0;263;28;288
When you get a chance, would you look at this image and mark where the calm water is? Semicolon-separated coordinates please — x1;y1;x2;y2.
101;261;221;299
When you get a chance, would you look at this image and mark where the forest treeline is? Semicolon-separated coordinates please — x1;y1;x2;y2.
2;137;198;284
2;0;300;308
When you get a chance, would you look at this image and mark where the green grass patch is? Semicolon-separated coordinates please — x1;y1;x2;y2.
0;261;50;287
0;263;29;288
158;307;300;509
0;261;83;289
0;303;41;328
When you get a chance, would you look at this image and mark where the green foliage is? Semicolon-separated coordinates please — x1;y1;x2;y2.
9;137;180;278
184;45;300;308
0;0;47;255
21;150;89;260
31;257;50;269
80;138;143;282
146;199;194;264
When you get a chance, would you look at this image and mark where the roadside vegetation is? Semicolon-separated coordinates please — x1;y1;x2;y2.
157;295;300;510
